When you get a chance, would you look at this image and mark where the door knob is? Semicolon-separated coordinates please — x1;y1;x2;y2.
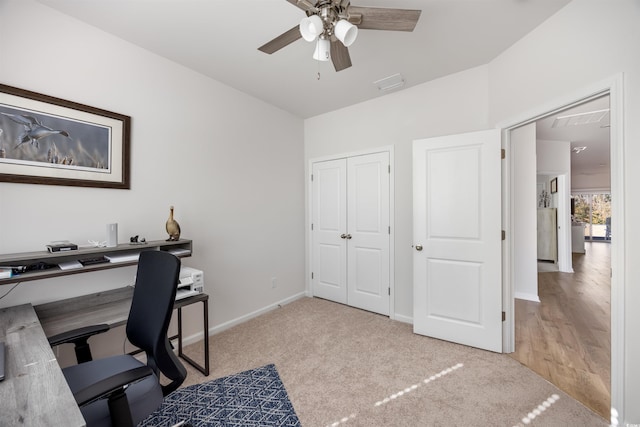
415;245;423;251
340;234;348;239
346;234;352;239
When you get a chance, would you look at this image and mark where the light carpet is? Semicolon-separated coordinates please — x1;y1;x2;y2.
178;297;608;426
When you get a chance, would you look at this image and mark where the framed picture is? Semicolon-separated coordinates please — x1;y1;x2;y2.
550;177;558;193
0;84;130;189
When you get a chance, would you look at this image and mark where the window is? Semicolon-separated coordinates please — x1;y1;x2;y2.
572;193;612;241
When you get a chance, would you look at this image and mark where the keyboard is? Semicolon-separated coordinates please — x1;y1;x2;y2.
78;256;110;266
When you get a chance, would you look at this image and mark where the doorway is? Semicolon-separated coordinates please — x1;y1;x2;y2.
505;84;623;419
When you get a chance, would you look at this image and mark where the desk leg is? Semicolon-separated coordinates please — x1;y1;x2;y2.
176;299;210;376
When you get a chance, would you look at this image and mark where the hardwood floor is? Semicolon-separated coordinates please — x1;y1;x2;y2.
510;242;611;420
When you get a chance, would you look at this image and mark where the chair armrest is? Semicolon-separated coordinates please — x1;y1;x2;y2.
48;324;111;347
48;324;110;363
73;365;154;407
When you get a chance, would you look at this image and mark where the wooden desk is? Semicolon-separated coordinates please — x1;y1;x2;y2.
0;304;85;426
0;239;192;286
34;287;210;376
0;240;206;425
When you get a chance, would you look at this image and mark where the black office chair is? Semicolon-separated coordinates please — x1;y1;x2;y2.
49;250;187;427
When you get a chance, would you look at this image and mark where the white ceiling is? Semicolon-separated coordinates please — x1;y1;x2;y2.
34;0;605;177
35;0;572;119
536;95;610;180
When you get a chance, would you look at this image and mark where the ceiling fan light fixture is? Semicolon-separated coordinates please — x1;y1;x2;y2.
313;37;331;61
300;15;324;42
334;19;358;47
572;146;587;154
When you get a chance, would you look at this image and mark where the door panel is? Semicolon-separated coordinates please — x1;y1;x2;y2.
312;159;347;304
347;153;390;315
353;247;383;295
426;259;482;324
413;129;502;352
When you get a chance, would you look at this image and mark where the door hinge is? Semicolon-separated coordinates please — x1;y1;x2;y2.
388;165;391;174
502;230;506;240
502;311;506;322
311;223;314;231
501;149;505;159
388;226;391;235
311;174;314;181
311;272;314;279
388;287;391;296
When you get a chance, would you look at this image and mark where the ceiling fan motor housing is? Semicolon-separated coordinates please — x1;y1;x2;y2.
308;1;348;40
258;0;421;72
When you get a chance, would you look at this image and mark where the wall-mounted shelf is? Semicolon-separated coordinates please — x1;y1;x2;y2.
0;239;192;286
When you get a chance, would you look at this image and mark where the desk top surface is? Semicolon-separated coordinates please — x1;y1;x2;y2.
34;287;209;337
0;304;86;426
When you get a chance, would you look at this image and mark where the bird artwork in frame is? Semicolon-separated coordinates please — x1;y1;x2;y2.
0;84;130;189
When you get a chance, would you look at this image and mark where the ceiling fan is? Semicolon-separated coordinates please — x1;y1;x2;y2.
258;0;421;72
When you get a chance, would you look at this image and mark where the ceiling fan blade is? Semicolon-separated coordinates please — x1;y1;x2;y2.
348;6;421;31
258;25;302;54
331;40;352;72
286;0;317;13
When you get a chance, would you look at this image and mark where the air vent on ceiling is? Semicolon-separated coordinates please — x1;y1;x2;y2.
373;73;405;92
552;108;609;128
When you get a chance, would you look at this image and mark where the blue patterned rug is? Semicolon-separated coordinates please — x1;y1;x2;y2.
139;364;301;427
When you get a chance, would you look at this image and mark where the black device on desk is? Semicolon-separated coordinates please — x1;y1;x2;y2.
26;261;57;272
78;256;109;266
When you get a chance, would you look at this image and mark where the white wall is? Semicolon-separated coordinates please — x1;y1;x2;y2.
572;170;610;192
537;139;571;176
511;124;538;301
0;0;305;353
305;66;490;320
488;0;640;422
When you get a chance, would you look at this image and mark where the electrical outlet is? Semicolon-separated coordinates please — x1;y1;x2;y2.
271;277;277;289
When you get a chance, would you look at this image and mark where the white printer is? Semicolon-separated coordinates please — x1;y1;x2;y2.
175;267;204;300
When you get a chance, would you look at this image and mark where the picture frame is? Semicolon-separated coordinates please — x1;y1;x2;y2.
550;177;558;194
0;84;130;189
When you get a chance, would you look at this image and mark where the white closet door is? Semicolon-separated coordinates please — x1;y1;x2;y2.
312;159;348;304
347;152;390;315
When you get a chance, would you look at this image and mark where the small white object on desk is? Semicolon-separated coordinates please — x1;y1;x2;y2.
0;268;12;279
168;248;191;257
104;253;140;263
58;261;83;270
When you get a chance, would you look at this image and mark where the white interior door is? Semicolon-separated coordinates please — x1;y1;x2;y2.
347;152;390;315
312;159;347;304
413;129;502;352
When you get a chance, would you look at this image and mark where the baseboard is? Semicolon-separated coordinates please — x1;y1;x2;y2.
514;292;541;303
179;292;308;346
394;313;413;325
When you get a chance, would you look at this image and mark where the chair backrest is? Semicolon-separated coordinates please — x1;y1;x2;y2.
126;250;186;394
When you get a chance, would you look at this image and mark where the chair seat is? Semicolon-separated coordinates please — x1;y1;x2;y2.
63;354;163;427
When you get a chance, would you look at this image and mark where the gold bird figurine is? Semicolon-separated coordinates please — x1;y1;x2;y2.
166;205;181;241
